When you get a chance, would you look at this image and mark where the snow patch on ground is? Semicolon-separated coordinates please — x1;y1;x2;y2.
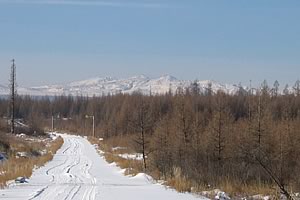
251;195;271;200
118;153;144;160
201;189;231;200
112;146;127;151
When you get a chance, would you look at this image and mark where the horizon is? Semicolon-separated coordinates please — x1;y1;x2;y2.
0;0;300;87
0;73;299;90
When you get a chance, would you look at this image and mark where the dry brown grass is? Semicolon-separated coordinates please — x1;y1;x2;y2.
166;172;280;198
166;167;193;193
89;136;195;193
104;152;143;176
165;171;280;198
89;135;136;153
89;137;197;193
88;136;286;199
216;178;278;198
0;135;63;187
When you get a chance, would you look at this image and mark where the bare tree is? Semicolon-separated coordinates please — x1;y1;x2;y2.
130;95;153;171
293;80;300;96
256;151;294;200
272;80;280;97
209;92;232;172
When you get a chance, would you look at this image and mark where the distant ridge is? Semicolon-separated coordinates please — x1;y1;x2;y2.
0;75;242;96
0;84;9;95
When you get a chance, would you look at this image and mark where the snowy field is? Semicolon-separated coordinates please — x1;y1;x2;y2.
0;134;207;200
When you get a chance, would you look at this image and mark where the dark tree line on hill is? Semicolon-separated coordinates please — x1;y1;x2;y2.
0;80;300;194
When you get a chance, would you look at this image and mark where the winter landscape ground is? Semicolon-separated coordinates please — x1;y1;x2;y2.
1;1;300;199
0;134;207;200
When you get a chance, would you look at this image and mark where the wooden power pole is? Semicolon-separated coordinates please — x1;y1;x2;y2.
10;59;16;134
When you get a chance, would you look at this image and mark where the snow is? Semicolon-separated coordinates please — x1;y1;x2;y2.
111;146;127;151
0;75;242;97
0;134;207;200
201;189;231;200
251;194;271;200
48;132;59;140
214;190;231;200
130;173;154;183
0;84;9;95
118;153;144;161
15;177;29;184
16;152;30;158
16;133;27;138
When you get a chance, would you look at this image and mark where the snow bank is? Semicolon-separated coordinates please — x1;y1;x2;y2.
130;173;154;184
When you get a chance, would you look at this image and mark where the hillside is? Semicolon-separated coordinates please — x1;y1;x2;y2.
0;75;241;96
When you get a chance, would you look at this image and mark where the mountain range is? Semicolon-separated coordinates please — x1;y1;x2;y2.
0;75;242;96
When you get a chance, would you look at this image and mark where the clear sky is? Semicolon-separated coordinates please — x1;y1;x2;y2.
0;0;299;87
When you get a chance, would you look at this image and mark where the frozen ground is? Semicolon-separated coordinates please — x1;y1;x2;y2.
0;134;207;200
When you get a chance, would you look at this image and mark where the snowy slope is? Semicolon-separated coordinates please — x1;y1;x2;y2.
0;134;207;200
0;75;241;96
0;84;9;95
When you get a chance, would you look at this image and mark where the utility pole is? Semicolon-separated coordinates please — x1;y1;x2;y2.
10;59;16;134
51;114;61;132
85;115;95;137
92;115;95;137
51;115;54;132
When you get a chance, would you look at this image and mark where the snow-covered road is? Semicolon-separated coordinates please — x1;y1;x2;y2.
0;134;207;200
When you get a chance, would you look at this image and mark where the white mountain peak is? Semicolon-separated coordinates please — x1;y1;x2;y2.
0;75;241;96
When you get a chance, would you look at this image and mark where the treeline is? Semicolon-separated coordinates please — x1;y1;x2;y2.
0;81;300;194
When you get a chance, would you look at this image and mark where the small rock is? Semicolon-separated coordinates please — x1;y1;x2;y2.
16;152;30;158
15;177;28;184
0;153;7;163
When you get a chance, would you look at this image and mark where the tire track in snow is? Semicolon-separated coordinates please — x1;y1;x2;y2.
0;134;207;200
27;136;97;200
30;137;77;200
45;138;74;176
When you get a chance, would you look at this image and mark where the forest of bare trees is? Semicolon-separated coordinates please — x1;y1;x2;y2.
0;80;300;195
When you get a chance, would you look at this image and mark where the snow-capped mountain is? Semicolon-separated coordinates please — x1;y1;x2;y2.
0;75;241;96
0;84;9;95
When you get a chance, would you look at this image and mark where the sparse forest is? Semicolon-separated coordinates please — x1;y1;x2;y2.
1;80;300;196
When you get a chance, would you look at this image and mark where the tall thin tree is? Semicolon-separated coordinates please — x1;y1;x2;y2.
10;59;16;134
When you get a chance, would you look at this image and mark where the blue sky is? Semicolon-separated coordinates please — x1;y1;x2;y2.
0;0;300;87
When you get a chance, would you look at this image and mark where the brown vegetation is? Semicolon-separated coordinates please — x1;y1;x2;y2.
88;136;144;176
0;133;63;187
0;80;300;197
